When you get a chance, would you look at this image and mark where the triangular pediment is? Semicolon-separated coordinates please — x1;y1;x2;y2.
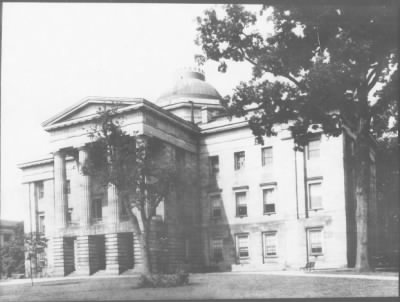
42;97;143;129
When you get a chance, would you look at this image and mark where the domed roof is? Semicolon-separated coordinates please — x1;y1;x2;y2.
157;68;221;102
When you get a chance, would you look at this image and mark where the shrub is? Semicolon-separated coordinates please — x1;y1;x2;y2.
138;271;189;288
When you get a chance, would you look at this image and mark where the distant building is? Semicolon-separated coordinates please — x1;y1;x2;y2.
0;219;24;278
18;68;378;276
0;220;23;247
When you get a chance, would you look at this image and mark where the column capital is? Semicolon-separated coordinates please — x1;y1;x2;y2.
53;149;66;157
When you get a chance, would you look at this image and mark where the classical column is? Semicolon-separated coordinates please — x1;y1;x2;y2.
75;236;91;275
54;151;67;229
105;233;121;274
52;237;65;276
78;147;91;226
107;184;119;226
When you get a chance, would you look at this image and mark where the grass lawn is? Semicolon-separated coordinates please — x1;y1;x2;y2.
0;273;398;301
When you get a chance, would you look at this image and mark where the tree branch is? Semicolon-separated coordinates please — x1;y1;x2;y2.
147;195;164;221
239;48;307;91
367;72;381;92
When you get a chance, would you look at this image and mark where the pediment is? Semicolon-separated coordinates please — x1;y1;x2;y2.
42;97;142;129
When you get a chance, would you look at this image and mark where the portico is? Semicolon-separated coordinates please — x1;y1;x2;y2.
19;97;200;277
50;145;137;276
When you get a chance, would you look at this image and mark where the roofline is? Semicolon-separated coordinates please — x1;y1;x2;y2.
157;93;222;102
18;155;76;169
41;97;143;128
42;98;200;133
17;156;53;169
162;102;223;111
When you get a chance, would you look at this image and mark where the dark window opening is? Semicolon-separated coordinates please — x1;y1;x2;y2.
209;156;220;176
234;151;245;170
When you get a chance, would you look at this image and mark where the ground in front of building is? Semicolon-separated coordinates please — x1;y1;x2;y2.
0;272;398;301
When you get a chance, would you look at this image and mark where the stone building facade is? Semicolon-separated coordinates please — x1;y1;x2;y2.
19;68;377;276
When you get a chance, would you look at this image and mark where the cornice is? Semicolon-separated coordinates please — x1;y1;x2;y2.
43;98;200;134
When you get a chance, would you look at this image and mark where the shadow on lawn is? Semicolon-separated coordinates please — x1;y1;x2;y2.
39;281;81;286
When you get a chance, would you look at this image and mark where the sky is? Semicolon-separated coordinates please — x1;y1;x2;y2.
1;3;265;220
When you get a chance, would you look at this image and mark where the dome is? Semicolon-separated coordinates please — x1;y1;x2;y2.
157;67;221;102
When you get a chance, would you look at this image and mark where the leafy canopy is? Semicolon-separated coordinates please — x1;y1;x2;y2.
196;3;398;146
84;107;177;222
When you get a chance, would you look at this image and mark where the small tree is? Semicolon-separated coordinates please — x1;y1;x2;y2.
0;223;25;278
25;232;48;277
84;108;177;274
196;3;398;271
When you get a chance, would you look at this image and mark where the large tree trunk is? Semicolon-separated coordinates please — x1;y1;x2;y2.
137;230;151;274
354;134;371;271
121;195;152;274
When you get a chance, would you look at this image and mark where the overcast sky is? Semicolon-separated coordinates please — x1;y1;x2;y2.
1;3;266;220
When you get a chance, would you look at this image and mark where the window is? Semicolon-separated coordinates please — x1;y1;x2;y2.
236;234;249;259
307;139;321;160
211;239;223;262
176;148;185;167
36;181;44;199
234;151;245;170
209;156;219;176
67;208;73;224
236;191;247;217
210;195;222;218
263;232;278;257
261;147;273;167
39;214;45;233
307;228;323;256
185;239;190;261
120;200;129;219
308;181;323;210
92;198;103;221
263;187;276;214
4;234;11;242
65;180;71;194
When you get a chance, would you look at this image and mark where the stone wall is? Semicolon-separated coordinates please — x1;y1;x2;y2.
199;126;348;271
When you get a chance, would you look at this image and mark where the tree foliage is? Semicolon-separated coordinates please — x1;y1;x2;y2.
0;223;25;278
196;2;398;271
83;107;178;273
196;3;397;146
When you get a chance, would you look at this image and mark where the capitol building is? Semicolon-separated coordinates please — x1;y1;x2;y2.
19;68;378;276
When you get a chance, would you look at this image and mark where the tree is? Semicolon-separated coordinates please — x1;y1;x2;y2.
83;108;177;274
25;232;48;277
0;223;25;278
196;2;398;271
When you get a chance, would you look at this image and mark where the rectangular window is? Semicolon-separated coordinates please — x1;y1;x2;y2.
263;232;278;257
236;191;247;217
211;239;223;261
261;147;273;167
39;214;45;233
236;234;249;259
67;208;73;223
4;234;11;242
209;156;219;176
307;139;321;160
65;180;71;194
307;228;323;256
308;181;323;210
263;187;276;214
120;200;129;219
234;151;245;171
36;181;44;199
92;198;103;221
176;148;185;167
210;195;222;218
